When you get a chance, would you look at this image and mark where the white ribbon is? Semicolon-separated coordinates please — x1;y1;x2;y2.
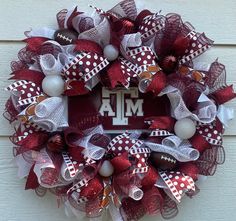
32;96;68;132
64;200;86;219
128;185;144;201
145;135;200;162
160;85;217;123
33;148;70;188
40;54;64;76
75;125;106;160
25;27;55;39
60;162;79;182
85;75;100;90
78;15;111;47
121;33;142;51
217;104;234;127
109;203;124;221
14;152;34;179
33;149;55;186
38;40;77;73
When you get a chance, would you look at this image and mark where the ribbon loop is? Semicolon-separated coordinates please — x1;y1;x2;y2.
146;135;200;162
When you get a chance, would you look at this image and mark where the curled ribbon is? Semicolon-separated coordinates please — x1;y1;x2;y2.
40;54;64;76
145;135;200;162
160;85;217;123
32;96;68;132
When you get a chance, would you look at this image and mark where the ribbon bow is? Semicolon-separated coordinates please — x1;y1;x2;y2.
56;127;155;219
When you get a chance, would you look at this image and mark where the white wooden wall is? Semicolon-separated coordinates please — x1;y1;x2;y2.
0;0;236;220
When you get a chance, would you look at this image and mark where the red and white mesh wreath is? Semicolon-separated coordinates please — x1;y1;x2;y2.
4;0;236;220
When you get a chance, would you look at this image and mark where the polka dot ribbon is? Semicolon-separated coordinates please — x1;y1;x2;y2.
6;80;44;106
196;120;223;146
62;52;109;89
179;30;213;65
13;124;42;144
138;13;165;40
160;171;195;202
5;79;49;130
107;132;151;174
126;46;158;74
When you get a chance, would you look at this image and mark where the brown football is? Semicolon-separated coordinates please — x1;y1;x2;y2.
150;152;178;170
54;29;78;45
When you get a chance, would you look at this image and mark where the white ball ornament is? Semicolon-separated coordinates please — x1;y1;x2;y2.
98;160;114;177
174;118;196;140
42;75;65;97
103;44;119;61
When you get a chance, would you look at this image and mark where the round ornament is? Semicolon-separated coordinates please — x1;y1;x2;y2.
174;118;197;140
98;160;115;177
42;75;65;97
4;1;235;221
103;44;119;61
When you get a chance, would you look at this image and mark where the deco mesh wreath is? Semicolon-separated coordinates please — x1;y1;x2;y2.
4;0;236;220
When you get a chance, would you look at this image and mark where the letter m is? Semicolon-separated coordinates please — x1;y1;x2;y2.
125;99;144;117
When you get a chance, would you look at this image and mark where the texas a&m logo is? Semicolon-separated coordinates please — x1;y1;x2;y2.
68;85;168;131
99;87;144;125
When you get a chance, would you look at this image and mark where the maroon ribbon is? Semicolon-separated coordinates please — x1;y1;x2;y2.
135;10;153;28
121;187;163;221
74;39;103;55
10;69;45;85
146;71;166;95
80;177;104;200
23;37;49;52
66;7;83;30
110;18;135;48
110;152;131;174
189;133;211;153
212;85;236;104
178;163;199;181
63;127;83;148
141;167;160;189
107;60;129;88
25;164;40;190
145;116;175;131
64;81;89;96
17;132;49;151
172;35;190;57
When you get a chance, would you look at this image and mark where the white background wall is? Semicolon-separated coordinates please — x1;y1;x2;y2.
0;0;236;221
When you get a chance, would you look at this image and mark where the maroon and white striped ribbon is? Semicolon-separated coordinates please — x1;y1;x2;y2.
62;152;77;179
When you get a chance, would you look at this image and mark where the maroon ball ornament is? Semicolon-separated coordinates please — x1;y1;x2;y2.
54;29;78;45
150;152;178;170
47;134;66;153
161;55;178;73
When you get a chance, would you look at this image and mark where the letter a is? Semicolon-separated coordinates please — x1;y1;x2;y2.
99;99;115;116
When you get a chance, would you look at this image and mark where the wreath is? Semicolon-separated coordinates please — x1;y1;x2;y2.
4;0;236;220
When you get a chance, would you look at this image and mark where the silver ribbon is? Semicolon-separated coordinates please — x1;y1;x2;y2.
25;27;55;39
145;135;200;162
32;96;68;132
160;85;217;123
76;125;106;160
40;53;64;76
217;104;234;127
121;33;142;52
